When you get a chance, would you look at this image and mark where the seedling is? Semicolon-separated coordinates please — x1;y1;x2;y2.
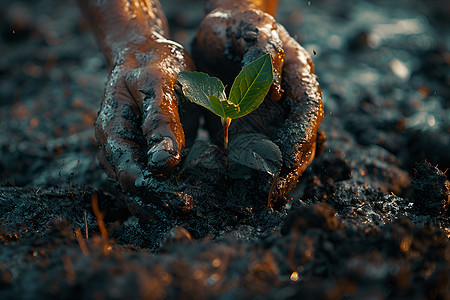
177;53;274;168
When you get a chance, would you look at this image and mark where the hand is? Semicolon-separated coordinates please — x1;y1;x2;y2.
192;1;324;202
95;40;196;192
77;0;197;193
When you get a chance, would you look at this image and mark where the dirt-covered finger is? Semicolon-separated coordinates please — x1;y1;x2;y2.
137;76;184;174
270;25;324;200
134;41;196;174
95;77;146;192
277;25;324;162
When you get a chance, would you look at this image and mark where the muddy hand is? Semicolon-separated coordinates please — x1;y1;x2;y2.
96;41;196;192
272;25;324;199
193;0;324;201
193;0;283;100
77;0;196;192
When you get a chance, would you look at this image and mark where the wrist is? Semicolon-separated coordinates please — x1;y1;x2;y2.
77;0;168;70
205;0;278;16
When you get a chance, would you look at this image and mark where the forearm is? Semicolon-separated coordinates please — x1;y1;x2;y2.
205;0;279;16
77;0;169;70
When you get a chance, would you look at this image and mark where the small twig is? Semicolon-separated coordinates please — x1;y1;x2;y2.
91;193;108;241
84;210;88;239
75;227;89;256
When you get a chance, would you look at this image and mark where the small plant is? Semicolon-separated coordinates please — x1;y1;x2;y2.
177;53;274;168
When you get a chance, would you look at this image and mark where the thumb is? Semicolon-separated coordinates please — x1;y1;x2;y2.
138;82;185;174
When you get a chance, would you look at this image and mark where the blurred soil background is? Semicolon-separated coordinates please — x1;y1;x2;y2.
0;0;449;298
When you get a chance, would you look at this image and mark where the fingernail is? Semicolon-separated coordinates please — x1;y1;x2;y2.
148;137;175;168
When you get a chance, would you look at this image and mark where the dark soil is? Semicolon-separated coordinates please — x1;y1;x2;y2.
1;0;449;299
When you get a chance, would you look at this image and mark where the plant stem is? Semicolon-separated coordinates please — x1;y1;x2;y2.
222;117;231;170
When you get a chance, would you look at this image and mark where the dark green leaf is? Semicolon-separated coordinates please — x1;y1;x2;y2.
180;140;224;173
229;133;282;176
227;162;254;179
178;71;237;118
227;54;273;119
177;71;225;112
208;95;240;118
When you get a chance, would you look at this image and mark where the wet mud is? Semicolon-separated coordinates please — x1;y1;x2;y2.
1;0;449;299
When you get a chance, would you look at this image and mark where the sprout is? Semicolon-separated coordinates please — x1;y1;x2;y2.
178;54;273;169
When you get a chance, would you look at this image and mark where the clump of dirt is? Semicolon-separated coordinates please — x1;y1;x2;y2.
411;161;450;217
281;202;342;234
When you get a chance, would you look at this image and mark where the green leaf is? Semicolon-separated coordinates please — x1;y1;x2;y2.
227;53;273;119
208;95;240;119
177;71;238;118
229;133;282;177
180;140;224;173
